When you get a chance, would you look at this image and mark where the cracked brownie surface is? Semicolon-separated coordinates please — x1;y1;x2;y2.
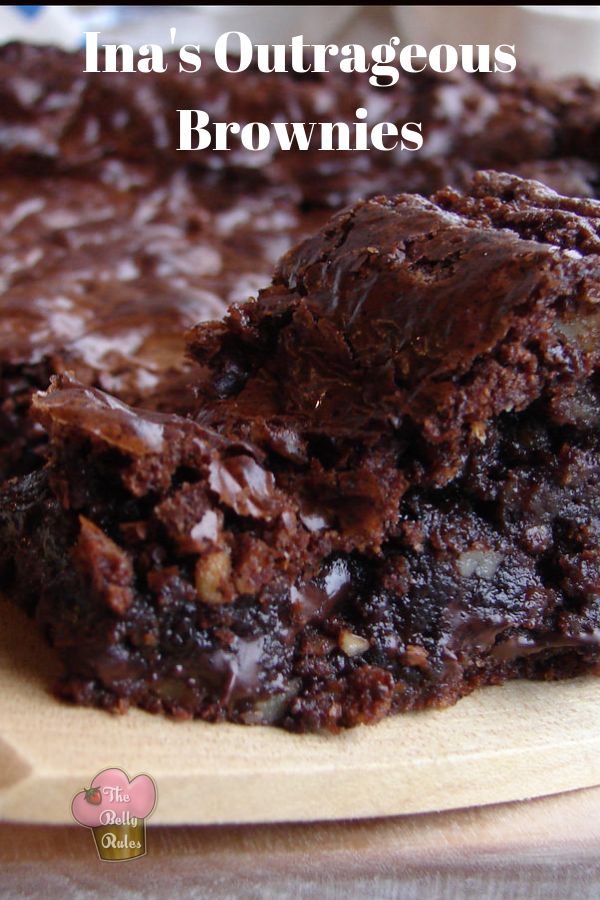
1;43;600;480
2;172;599;730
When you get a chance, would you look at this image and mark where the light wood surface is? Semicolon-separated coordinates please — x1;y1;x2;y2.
2;595;600;826
2;786;600;898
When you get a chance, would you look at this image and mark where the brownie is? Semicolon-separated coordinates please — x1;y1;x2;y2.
191;171;600;476
1;43;600;480
2;172;599;730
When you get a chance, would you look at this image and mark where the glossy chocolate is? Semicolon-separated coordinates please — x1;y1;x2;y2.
2;44;600;480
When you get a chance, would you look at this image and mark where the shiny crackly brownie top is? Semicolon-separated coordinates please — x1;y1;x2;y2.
1;42;600;400
190;172;600;483
0;39;600;480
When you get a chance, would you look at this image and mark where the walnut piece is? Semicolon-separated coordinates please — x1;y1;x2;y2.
339;629;370;657
457;548;504;579
195;549;234;605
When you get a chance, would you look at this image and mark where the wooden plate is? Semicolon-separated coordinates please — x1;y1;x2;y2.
2;595;600;825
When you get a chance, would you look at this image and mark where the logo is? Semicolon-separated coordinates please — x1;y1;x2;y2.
72;768;157;861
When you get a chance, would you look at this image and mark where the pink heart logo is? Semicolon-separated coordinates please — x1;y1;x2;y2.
72;768;157;827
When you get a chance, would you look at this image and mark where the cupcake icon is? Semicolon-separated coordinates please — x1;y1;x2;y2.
72;768;157;861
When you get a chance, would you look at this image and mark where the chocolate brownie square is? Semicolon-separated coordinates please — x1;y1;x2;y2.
2;172;599;730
